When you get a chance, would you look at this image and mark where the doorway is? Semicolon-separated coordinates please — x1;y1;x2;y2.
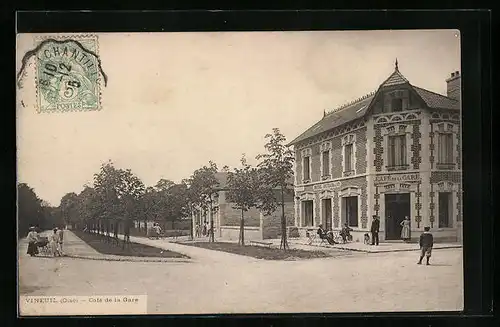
384;193;411;240
342;196;359;227
321;198;332;230
438;192;452;228
302;200;314;227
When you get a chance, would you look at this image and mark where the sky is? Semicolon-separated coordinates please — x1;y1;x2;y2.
16;30;461;206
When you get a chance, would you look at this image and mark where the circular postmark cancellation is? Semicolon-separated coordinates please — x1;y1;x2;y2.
17;35;107;113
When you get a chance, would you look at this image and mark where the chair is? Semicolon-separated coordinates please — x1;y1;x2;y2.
306;230;316;245
331;231;343;244
339;229;354;244
319;230;338;246
318;232;328;245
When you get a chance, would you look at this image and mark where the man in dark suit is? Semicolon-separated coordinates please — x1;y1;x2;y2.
370;215;380;245
418;227;434;265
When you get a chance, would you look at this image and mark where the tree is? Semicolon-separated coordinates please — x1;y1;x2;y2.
189;161;220;242
140;186;161;232
155;179;175;192
166;183;189;230
93;161;145;247
40;201;64;230
256;128;295;250
76;186;100;233
182;178;197;240
226;154;260;246
17;183;43;238
60;192;79;229
17;183;60;238
153;179;176;229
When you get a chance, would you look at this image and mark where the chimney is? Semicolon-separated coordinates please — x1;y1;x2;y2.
446;70;461;102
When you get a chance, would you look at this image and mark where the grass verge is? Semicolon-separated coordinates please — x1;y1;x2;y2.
73;230;189;258
184;241;330;260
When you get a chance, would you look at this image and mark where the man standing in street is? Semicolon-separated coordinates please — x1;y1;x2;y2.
370;215;380;245
418;226;434;265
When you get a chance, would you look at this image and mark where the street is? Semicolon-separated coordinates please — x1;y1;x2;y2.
19;245;463;314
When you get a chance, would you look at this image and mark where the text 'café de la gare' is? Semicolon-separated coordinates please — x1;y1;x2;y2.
289;61;462;243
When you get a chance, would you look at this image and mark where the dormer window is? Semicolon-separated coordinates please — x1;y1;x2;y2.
392;98;403;112
382;90;408;113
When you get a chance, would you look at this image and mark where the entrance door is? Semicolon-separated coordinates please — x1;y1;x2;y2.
384;193;410;240
438;192;452;228
322;199;332;230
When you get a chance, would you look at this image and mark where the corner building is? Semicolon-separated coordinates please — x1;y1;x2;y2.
289;63;462;243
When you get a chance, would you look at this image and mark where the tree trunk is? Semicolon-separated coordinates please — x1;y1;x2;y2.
280;186;289;250
105;219;110;242
113;219;118;241
209;200;215;243
239;208;245;246
189;207;194;241
122;220;130;250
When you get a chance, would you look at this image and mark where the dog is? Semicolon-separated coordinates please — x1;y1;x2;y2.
363;233;370;245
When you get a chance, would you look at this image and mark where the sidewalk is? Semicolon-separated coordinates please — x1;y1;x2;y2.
178;235;460;254
286;238;462;253
19;230;191;263
124;234;260;264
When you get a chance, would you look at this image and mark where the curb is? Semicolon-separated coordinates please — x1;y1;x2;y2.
64;254;193;263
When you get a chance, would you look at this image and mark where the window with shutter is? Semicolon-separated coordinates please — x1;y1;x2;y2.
388;134;408;169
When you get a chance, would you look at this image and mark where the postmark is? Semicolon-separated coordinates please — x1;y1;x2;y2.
18;35;106;113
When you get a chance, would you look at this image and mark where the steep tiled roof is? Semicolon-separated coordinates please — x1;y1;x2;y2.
289;94;374;145
412;86;460;110
289;65;460;146
380;69;409;87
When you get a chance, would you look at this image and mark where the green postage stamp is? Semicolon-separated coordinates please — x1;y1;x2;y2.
34;35;102;112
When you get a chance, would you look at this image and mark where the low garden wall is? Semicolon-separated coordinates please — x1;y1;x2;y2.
219;226;262;242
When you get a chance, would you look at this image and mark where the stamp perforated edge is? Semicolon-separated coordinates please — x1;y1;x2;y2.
33;34;102;114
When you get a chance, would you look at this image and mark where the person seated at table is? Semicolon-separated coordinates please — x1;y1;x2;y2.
340;223;353;243
317;225;337;245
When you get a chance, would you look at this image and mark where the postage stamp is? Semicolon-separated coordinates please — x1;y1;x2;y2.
34;35;102;113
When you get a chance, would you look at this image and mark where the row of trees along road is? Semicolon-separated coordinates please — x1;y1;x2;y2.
23;128;294;251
